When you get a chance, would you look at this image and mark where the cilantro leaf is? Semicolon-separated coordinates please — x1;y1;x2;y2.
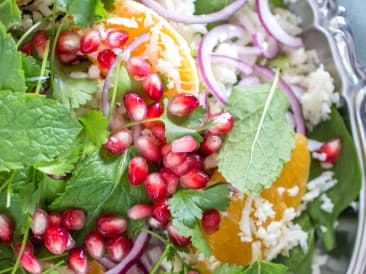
243;260;289;274
169;106;207;128
79;110;109;147
22;54;49;92
0;91;81;171
195;0;228;14
0;0;21;29
213;263;246;274
218;83;295;194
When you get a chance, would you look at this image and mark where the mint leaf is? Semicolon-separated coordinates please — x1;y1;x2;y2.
218;83;295;194
243;261;289;274
170;106;207;128
0;0;21;29
0;23;25;91
79;110;109;147
213;263;246;274
0;91;81;171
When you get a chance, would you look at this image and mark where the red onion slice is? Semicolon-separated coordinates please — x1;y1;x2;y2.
141;0;248;24
252;32;279;59
211;54;253;75
256;0;302;48
238;75;261;86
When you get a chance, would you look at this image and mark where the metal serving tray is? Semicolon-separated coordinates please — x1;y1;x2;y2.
289;0;366;273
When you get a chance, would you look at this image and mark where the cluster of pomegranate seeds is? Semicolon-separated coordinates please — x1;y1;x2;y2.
316;138;342;168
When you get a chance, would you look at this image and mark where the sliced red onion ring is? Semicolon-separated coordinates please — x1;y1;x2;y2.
211;54;253;76
141;0;248;24
237;46;262;56
256;0;302;48
252;32;279;59
97;257;117;269
254;64;306;135
238;75;261;86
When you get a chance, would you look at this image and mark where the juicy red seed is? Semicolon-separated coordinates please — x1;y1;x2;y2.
85;231;105;259
166;222;191;247
31;30;47;58
29;231;44;245
97;49;117;70
143;73;164;102
144;102;164;128
168;93;199;117
135;136;161;162
123;93;147;122
61;209;86;231
44;226;69;254
104;128;133;154
160;168;179;195
106;30;129;48
127;204;153;220
317;138;342;164
97;214;127;238
144;173;168;201
172;136;197;153
20;42;33;56
201;209;221;234
150;123;166;143
48;211;62;227
180;169;209;189
0;214;14;244
106;234;132;262
189;154;204;170
66;232;75;250
31;209;49;235
127;56;151;80
15;242;43;274
128;157;149;186
208;112;234;135
56;31;81;54
58;53;80;65
67;247;88;274
161;144;172;157
169;155;192;176
200;134;222;155
163;152;187;170
152;199;170;225
80;29;101;54
148;217;163;228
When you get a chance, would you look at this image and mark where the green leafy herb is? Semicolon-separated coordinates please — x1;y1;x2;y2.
194;0;228;29
169;106;207;128
243;260;289;274
0;91;81;171
213;263;247;274
109;65;136;102
269;0;286;8
218;79;295;194
79;110;109;147
22;55;48;92
0;0;21;29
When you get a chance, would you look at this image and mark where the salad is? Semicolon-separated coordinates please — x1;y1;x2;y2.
0;0;361;273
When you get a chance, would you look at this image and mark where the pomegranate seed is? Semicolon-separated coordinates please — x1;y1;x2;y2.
144;102;164;128
161;144;172;157
31;209;49;235
106;234;132;262
67;247;88;274
31;30;47;58
106;30;129;48
152;199;170;225
166;222;191;247
200;134;222;155
143;73;164;102
144;173;168;201
163;152;187;170
172;136;197;153
66;232;75;250
62;209;86;231
127;56;151;80
97;214;127;238
20;42;33;55
316;139;342;165
169;155;193;176
29;231;44;245
168;93;199;117
56;31;81;54
160;168;179;195
15;242;43;274
148;217;163;228
123;93;147;121
208;112;234;135
180;170;209;189
97;49;117;70
201;209;221;234
135;136;161;162
104;128;132;154
128;157;149;186
58;53;80;65
127;204;153;220
80;29;101;54
48;211;62;227
44;226;69;254
150;123;166;143
0;214;14;244
85;231;105;259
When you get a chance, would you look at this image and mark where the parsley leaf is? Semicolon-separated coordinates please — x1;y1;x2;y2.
0;0;21;29
218;82;295;195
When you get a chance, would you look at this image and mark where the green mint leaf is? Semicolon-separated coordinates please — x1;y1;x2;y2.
38;174;66;206
0;23;25;92
0;0;21;29
169;106;207;128
0;91;81;171
79;110;109;147
213;263;246;274
218;83;295;194
243;261;289;274
195;0;228;15
22;54;49;92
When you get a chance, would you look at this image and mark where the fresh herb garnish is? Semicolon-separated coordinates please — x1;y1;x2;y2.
0;0;21;30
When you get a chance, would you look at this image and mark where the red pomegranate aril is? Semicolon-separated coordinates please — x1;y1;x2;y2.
66;232;75;250
143;73;164;102
127;56;151;80
106;234;132;262
169;155;192;176
127;204;153;220
97;214;127;238
31;30;47;58
128;157;149;186
62;209;86;231
67;247;88;274
85;231;105;259
15;242;43;274
144;102;164;128
31;209;49;235
124;93;147;121
166;222;191;247
316;138;342;164
160;168;179;195
180;170;209;189
148;217;163;228
0;214;14;244
152;199;170;225
161;143;172;157
200;134;222;155
20;41;33;56
145;173;168;201
201;209;221;234
150;123;166;143
58;52;80;65
80;29;101;54
48;211;62;227
44;226;69;254
135;136;161;162
106;30;129;48
104;128;132;154
29;231;44;245
208;112;234;135
172;136;197;153
168;93;199;117
189;154;204;170
97;49;117;70
163;152;187;169
56;31;81;54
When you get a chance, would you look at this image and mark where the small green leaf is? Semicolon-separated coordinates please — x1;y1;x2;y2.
0;0;21;29
22;54;49;92
243;261;289;274
269;0;286;8
170;106;207;128
79;110;109;147
213;263;246;274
